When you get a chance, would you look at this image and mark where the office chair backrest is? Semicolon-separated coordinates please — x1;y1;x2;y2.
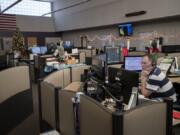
79;95;112;135
123;102;167;135
58;90;76;135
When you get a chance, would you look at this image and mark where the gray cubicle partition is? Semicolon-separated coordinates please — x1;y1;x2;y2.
79;95;172;135
0;66;39;135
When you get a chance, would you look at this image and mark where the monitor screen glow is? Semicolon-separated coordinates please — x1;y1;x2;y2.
118;23;133;36
63;41;73;49
31;46;47;54
40;46;47;54
105;46;121;64
124;56;142;71
31;47;41;54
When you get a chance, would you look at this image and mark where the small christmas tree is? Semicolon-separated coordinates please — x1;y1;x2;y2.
12;27;26;58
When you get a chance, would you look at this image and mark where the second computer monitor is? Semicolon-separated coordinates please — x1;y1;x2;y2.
124;56;142;72
105;46;121;64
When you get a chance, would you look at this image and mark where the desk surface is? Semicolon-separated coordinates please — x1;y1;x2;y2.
168;74;180;83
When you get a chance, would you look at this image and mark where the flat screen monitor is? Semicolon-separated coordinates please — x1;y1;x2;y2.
124;56;142;72
105;46;121;64
63;41;74;49
40;46;47;54
91;55;106;81
31;47;41;54
118;23;133;36
108;68;139;104
31;46;47;54
119;69;139;104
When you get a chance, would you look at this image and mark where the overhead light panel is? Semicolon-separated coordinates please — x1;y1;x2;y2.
0;0;22;14
42;0;91;16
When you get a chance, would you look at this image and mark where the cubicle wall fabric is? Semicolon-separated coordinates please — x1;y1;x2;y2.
40;81;57;130
58;90;76;135
0;66;30;103
0;89;33;135
123;102;167;135
79;95;112;135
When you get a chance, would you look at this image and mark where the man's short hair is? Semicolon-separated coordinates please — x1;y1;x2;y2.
143;54;157;66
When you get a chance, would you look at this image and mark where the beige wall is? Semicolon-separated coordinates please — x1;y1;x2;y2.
62;18;180;50
53;0;180;31
16;15;55;32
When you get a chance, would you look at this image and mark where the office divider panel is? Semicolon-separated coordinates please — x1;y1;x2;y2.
40;81;57;130
79;95;113;135
123;103;166;135
58;90;76;135
0;66;38;135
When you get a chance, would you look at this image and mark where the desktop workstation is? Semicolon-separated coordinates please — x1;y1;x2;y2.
36;53;174;135
1;45;180;135
30;45;87;82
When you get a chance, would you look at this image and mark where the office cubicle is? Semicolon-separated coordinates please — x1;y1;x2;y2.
79;94;172;135
0;66;39;135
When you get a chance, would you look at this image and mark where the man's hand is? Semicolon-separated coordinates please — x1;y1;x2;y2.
139;70;151;97
140;70;149;83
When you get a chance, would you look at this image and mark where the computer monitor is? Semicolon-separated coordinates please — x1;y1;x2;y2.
124;56;142;72
118;23;133;36
104;46;121;64
40;46;47;54
119;69;139;104
31;46;47;54
126;87;138;110
108;67;139;104
31;47;41;54
63;41;74;49
91;54;106;81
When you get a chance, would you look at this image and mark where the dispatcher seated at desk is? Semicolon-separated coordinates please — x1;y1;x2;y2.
139;54;177;102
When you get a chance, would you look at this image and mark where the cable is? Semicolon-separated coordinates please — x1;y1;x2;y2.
101;85;122;103
89;76;122;103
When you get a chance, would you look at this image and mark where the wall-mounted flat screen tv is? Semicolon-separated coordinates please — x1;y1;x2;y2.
118;23;133;36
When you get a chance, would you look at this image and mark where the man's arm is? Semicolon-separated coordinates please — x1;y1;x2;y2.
140;78;152;97
139;70;152;97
